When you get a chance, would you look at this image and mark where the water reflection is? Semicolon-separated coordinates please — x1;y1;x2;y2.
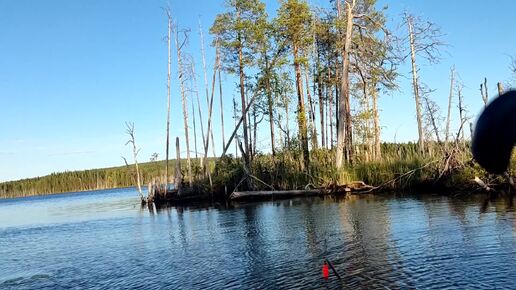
1;189;515;289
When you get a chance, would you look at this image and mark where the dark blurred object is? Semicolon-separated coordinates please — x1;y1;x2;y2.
472;90;516;174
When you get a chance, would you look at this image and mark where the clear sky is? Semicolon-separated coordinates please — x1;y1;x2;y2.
1;0;515;182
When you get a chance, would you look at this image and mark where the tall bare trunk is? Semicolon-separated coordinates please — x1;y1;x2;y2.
252;105;258;155
191;63;206;169
445;67;454;142
238;35;250;166
174;28;192;187
336;0;355;168
264;53;276;155
372;85;381;160
284;91;291;148
125;122;143;202
328;65;334;149
407;15;425;153
203;44;220;173
232;97;239;158
192;99;198;160
175;137;183;195
293;44;309;170
457;85;465;141
424;97;442;144
199;19;216;158
305;68;318;150
317;52;325;149
165;12;172;181
218;62;225;148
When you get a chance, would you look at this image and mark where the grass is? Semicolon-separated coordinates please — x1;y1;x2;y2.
1;142;510;199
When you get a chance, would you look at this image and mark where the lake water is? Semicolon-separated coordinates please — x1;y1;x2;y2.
1;188;515;289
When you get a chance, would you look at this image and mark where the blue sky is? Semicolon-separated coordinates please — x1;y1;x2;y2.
0;0;515;182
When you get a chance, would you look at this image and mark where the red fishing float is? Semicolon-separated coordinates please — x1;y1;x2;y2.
322;261;329;280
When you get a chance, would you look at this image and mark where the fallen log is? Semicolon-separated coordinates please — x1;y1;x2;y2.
230;189;321;201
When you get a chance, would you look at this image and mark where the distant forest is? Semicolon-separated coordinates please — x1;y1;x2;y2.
0;159;211;199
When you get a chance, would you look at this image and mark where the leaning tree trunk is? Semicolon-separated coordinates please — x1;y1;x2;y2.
408;15;425;153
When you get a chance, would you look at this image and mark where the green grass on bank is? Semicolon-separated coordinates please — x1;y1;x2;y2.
1;142;510;199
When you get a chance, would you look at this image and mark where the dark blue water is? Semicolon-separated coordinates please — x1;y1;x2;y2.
1;188;515;289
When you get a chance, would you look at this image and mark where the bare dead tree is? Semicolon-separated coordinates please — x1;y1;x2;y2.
164;8;172;183
175;137;183;196
445;67;454;142
497;82;504;96
423;94;442;145
480;77;488;107
125;122;144;202
190;62;206;169
218;54;226;148
174;25;192;187
199;19;217;159
203;42;220;174
304;67;318;150
191;98;198;160
403;12;445;153
456;82;467;142
327;65;334;149
336;0;355;167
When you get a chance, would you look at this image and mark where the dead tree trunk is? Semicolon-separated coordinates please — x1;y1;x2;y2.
283;91;291;148
305;68;318;150
238;34;250;167
125;122;144;202
191;63;206;170
480;77;488;107
327;63;334;149
336;0;355;168
199;19;217;159
457;85;465;141
497;82;504;96
445;67;454;142
318;74;325;150
293;43;310;170
264;53;276;156
233;96;239;158
192;99;198;160
218;61;226;148
407;15;425;153
203;44;220;173
165;11;172;182
175;137;183;196
424;96;442;144
372;85;381;160
174;27;192;187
